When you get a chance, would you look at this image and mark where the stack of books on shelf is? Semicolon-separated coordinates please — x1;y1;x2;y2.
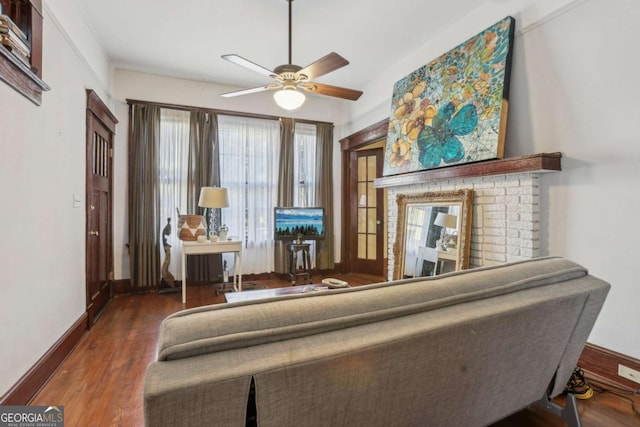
0;13;30;67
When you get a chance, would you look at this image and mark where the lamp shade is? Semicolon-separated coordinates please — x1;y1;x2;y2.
434;212;458;229
273;88;305;110
198;187;229;208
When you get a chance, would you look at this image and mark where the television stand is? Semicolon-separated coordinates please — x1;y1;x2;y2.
286;242;312;285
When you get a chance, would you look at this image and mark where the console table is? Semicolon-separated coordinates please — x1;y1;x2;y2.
181;240;242;304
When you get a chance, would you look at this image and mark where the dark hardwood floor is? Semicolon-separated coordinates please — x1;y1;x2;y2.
30;273;640;426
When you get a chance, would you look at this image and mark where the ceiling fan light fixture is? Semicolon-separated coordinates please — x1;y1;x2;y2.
274;88;305;110
220;0;362;105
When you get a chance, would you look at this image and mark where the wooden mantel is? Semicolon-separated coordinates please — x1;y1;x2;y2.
373;152;561;188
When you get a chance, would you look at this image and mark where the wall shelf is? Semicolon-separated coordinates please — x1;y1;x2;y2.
0;0;49;105
374;152;562;188
0;43;49;104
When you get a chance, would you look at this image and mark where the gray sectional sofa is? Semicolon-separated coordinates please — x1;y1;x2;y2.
144;257;609;427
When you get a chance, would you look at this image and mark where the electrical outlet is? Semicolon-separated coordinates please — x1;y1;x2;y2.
618;364;640;384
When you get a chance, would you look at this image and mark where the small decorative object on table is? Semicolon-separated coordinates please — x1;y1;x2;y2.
218;224;228;241
321;278;350;289
176;208;206;241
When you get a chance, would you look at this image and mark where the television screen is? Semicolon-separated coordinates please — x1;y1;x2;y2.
274;207;325;240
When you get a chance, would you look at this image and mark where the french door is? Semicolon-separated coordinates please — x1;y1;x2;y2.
349;148;384;276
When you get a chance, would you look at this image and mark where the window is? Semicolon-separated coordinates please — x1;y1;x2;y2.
158;108;191;276
153;110;318;276
159;109;190;215
293;122;317;207
218;115;281;273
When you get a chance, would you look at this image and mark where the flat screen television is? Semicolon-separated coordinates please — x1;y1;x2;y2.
274;207;325;240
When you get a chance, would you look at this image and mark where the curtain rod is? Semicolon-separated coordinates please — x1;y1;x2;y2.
125;98;333;126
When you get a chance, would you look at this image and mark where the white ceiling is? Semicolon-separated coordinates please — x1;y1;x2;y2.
79;0;486;94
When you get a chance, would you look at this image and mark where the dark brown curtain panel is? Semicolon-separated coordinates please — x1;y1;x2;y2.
277;117;295;206
186;111;220;282
315;123;335;270
129;103;162;288
274;117;295;273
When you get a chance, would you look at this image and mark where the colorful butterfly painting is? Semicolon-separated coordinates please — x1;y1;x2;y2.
383;16;515;176
417;102;478;168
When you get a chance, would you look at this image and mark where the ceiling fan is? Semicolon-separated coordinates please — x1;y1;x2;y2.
220;0;363;110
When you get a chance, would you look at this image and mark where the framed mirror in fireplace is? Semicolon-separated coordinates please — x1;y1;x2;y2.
393;189;473;280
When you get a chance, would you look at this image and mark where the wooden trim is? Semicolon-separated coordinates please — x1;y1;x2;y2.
127;103;134;259
579;343;640;391
374;152;562;188
0;44;49;105
0;314;88;405
340;119;388;152
113;278;133;294
28;0;42;78
29;0;44;17
87;89;119;132
340;148;351;273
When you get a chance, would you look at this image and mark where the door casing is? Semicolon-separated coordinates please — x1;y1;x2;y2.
339;119;388;276
85;90;118;326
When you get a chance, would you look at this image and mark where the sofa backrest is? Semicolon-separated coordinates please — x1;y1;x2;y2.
157;257;592;362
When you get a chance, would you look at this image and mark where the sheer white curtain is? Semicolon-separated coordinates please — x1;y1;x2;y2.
158;108;190;280
218;115;281;274
293;122;317;207
292;122;318;264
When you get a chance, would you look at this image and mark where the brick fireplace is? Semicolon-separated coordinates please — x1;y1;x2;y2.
374;153;561;280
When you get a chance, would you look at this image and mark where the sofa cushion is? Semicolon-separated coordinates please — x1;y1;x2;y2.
157;257;588;361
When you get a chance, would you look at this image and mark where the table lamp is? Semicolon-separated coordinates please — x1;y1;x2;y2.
198;187;229;238
434;212;458;249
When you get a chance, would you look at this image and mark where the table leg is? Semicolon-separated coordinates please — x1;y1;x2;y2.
181;252;187;304
304;248;311;282
237;251;242;291
232;253;237;292
288;247;296;284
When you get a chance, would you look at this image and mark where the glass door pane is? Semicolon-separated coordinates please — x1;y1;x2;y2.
357;154;378;261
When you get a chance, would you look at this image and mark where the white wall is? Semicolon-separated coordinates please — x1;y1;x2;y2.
0;2;112;397
338;0;640;358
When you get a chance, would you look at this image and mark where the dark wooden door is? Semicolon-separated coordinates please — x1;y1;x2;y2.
86;90;117;326
349;148;384;275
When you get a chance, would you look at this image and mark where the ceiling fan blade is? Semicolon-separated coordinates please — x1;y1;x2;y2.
221;54;275;77
297;52;349;81
220;85;276;98
301;82;363;101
